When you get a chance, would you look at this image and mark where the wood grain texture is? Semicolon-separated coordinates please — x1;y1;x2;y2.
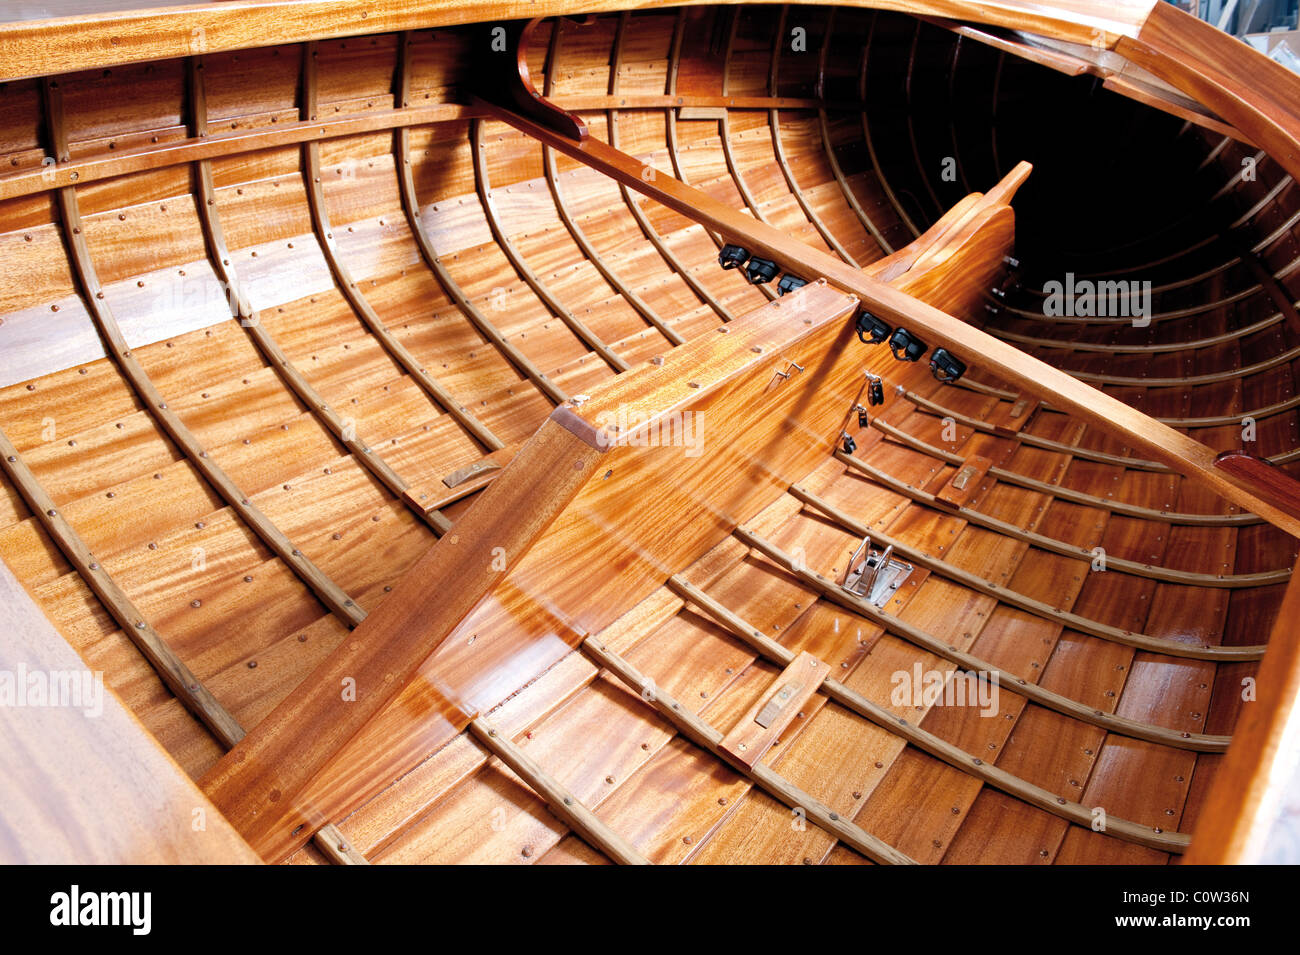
0;554;261;864
483;99;1300;537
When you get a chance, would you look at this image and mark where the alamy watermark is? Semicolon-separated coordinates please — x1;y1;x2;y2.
1042;272;1152;326
0;664;104;718
592;406;706;458
890;663;999;717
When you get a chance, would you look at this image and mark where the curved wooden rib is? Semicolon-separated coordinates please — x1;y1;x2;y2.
392;68;564;408
579;636;918;864
903;19;946;223
794;481;1265;655
859;10;923;239
45;83;366;632
769;6;862;266
666;10;777;302
0;426;242;745
467;717;651;865
541;23;684;348
608;13;735;324
190;60;453;536
817;8;894;254
0;428;367;865
871;417;1261;527
667;576;1190;853
734;526;1231;753
836;449;1284;589
903;389;1170;471
470;117;629;373
301;45;504;450
957;370;1300;428
991;311;1285;353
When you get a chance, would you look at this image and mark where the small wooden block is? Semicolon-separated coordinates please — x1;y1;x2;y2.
677;106;728;121
719;651;828;768
403;445;518;514
935;454;993;509
989;395;1032;436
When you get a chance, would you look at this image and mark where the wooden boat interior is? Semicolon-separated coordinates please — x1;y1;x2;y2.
1;0;1299;866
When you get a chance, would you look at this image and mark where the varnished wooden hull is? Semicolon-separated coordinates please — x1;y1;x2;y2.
0;1;1297;866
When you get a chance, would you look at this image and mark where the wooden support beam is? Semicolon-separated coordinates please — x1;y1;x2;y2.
201;417;595;858
1215;452;1300;523
666;575;1191;854
467;718;651;864
579;636;917;864
201;281;869;861
476;98;1300;536
732;525;1232;752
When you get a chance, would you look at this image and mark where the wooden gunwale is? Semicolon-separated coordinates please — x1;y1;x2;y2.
44;78;367;631
0;1;1155;85
540;22;685;347
870;417;1261;526
1185;568;1300;863
466;717;652;864
607;12;736;324
578;636;919;864
732;526;1231;752
470;117;631;374
188;58;454;537
816;8;894;254
792;480;1267;653
666;575;1191;853
300;44;506;451
770;5;863;266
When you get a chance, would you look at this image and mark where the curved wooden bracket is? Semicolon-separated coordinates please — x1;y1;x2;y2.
473;18;588;141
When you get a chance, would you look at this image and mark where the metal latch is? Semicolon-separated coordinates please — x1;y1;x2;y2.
1009;399;1029;420
842;535;913;608
951;464;978;491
